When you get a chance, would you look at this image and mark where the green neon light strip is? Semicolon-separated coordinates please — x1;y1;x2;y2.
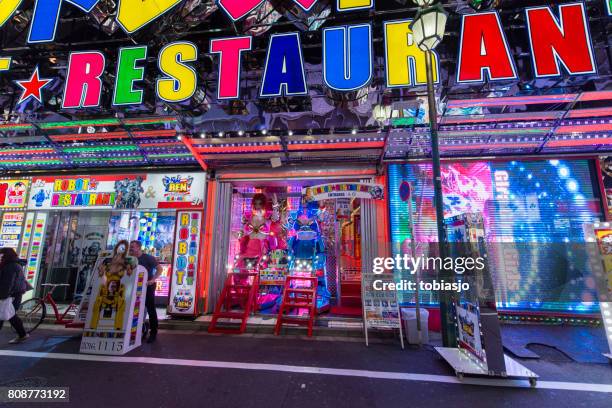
124;118;177;126
39;119;121;129
147;153;193;158
72;156;145;162
39;117;178;129
0;124;34;131
0;159;64;165
62;145;139;153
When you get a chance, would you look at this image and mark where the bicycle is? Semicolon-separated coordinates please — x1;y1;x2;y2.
17;283;80;334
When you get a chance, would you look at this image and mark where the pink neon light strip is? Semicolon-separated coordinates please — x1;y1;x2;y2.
440;142;540;150
197;145;282;153
546;137;612;147
555;123;612;134
566;107;612;118
447;94;577;109
441;112;562;124
577;91;612;102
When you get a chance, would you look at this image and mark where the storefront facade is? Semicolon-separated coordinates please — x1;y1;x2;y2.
14;172;207;315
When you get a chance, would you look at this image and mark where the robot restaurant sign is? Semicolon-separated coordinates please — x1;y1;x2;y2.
0;2;598;108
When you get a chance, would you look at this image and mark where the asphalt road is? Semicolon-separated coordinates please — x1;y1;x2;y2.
0;326;611;408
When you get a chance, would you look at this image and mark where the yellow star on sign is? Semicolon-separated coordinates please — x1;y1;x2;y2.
0;57;11;72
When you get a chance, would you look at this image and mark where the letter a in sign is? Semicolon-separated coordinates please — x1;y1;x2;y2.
0;0;22;27
116;0;184;33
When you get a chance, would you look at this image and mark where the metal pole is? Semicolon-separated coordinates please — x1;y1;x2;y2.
424;50;456;348
407;194;422;345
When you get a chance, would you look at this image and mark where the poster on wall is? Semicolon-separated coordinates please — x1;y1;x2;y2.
0;212;25;249
168;211;203;316
28;173;205;210
80;247;147;355
0;179;30;209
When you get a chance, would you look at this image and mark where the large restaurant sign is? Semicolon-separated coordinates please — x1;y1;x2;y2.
0;2;599;107
28;173;205;210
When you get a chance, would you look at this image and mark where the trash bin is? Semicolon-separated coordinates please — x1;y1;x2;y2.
401;308;429;344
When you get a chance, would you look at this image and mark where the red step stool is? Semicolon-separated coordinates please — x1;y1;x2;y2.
208;272;259;334
275;276;318;337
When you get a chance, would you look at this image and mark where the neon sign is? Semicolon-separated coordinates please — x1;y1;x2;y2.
1;3;597;108
168;211;202;315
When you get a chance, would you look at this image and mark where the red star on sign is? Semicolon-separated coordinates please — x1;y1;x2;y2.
15;67;52;105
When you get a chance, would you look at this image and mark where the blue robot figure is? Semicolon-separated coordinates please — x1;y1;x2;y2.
287;202;330;312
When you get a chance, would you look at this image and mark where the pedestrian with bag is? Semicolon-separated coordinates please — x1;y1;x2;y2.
0;247;30;344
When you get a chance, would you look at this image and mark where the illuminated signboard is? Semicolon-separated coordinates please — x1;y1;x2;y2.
168;211;202;315
28;173;205;210
0;179;29;209
0;212;25;249
0;3;598;109
21;212;48;301
155;264;171;298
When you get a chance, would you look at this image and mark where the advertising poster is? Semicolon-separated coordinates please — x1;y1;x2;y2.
456;303;485;361
155;264;172;298
362;272;400;329
0;179;30;209
74;231;107;297
80;250;147;355
0;212;24;249
73;250;113;326
168;211;203;315
28;173;205;211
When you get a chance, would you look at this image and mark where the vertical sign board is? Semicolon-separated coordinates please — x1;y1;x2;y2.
18;212;35;259
168;211;203;316
20;212;48;301
0;212;25;249
80;258;147;355
362;272;401;329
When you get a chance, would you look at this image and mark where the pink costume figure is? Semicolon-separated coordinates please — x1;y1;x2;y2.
237;193;275;268
268;195;288;250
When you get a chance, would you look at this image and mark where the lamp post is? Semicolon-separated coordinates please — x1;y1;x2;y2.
410;1;456;348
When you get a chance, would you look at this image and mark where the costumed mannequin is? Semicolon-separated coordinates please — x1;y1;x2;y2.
90;241;136;330
237;193;272;270
288;201;330;311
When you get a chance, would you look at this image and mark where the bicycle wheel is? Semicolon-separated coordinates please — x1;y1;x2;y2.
17;298;47;334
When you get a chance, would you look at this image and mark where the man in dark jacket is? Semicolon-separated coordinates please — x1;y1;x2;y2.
0;248;28;343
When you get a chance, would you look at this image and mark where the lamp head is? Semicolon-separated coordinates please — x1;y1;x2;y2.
410;5;448;51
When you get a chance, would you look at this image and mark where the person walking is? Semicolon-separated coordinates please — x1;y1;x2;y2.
129;240;160;343
0;248;30;344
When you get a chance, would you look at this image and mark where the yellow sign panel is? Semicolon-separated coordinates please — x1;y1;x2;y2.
117;0;183;33
0;0;22;27
337;0;372;11
0;57;10;71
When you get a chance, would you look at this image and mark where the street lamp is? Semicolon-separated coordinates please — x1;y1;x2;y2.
410;1;456;348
